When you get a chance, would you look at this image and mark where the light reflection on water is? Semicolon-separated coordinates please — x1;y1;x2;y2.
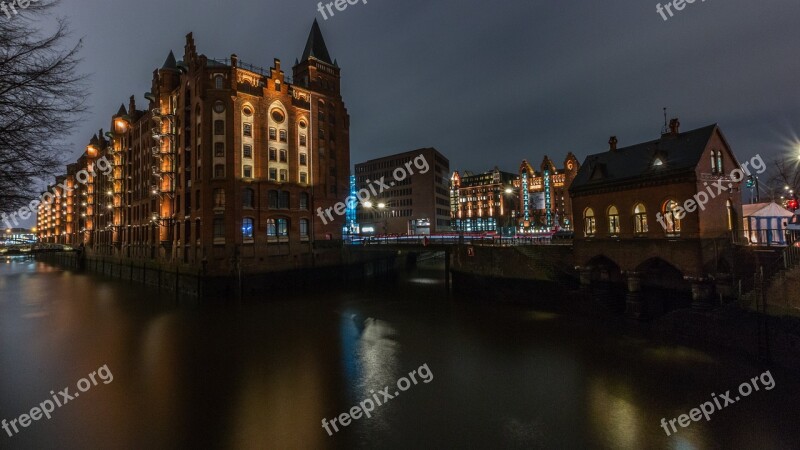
0;256;798;449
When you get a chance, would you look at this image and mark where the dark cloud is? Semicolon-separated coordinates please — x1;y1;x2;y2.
46;0;800;174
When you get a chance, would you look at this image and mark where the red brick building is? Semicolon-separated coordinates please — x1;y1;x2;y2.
516;154;580;232
570;120;744;316
38;21;351;274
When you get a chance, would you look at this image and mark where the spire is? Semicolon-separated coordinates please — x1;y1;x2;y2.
161;51;178;70
301;19;333;65
116;104;127;116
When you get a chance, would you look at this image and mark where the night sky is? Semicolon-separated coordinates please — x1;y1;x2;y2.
40;0;800;174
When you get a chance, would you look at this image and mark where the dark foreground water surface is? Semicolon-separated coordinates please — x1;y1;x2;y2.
0;255;798;449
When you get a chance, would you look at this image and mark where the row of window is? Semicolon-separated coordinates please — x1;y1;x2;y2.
213;217;310;240
212;189;309;210
211;164;307;182
583;201;684;237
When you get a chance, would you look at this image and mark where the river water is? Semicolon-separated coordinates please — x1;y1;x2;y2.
0;255;798;449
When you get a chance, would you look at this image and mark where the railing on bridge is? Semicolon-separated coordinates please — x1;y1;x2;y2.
346;234;559;247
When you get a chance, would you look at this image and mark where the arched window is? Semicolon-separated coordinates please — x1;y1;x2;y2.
663;200;681;235
584;208;596;237
607;205;620;235
242;217;254;240
215;75;224;89
633;203;648;235
266;218;276;237
716;151;724;174
242;188;254;208
710;150;717;174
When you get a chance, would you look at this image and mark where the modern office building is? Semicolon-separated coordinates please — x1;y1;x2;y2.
37;21;351;274
354;148;450;234
450;167;517;233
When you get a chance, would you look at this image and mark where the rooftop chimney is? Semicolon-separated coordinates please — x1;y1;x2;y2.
668;118;680;135
609;136;618;151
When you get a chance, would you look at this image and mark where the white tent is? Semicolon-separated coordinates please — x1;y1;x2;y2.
742;202;794;246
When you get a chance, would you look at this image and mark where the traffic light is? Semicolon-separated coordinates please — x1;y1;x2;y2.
746;176;755;188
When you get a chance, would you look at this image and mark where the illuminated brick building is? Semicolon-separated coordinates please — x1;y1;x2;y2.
450;168;517;233
38;21;351;274
516;154;580;231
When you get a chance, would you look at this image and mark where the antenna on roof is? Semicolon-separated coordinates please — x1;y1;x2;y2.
661;107;669;134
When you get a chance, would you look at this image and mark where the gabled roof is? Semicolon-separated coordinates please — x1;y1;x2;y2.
301;19;333;65
570;124;719;194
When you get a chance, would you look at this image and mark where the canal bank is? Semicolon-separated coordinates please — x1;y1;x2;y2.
35;250;401;299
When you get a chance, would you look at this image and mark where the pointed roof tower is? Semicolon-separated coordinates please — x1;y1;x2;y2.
301;19;333;65
161;51;178;71
116;104;127;116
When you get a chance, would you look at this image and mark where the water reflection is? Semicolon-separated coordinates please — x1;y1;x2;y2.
0;257;798;449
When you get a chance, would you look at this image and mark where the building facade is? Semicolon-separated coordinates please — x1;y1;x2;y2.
450;168;517;233
355;148;450;235
516;154;580;232
37;21;351;274
570;120;744;315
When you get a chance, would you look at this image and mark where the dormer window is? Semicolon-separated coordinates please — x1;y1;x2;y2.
652;158;664;167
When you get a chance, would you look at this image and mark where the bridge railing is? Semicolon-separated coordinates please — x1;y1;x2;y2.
352;234;556;247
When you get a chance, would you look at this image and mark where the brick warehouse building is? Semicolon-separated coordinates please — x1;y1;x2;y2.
517;154;580;231
355;148;450;235
37;21;351;274
450;168;517;233
570;120;744;316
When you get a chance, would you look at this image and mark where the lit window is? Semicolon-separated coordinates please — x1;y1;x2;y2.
634;203;648;234
584;208;596;237
279;169;287;182
243;145;252;159
266;218;276;237
663;200;682;235
279;149;287;163
279;130;287;142
276;218;288;237
213;188;225;208
607;205;620;235
727;200;734;231
243;123;252;137
242;217;254;240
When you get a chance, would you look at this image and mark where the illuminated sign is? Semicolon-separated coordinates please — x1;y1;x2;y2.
544;169;552;228
522;172;530;226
